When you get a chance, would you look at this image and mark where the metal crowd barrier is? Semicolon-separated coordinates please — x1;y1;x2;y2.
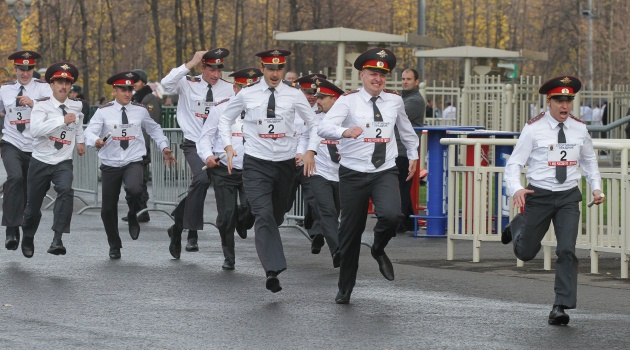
143;128;215;228
441;137;630;278
73;146;101;214
281;184;310;239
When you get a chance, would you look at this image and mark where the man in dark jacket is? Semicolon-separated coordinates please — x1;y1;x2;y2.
397;68;425;232
121;69;162;223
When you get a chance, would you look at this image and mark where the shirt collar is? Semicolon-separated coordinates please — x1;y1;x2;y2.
113;100;130;111
261;78;281;93
359;88;385;102
51;97;69;108
545;112;572;130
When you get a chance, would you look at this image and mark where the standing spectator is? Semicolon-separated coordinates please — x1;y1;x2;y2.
161;48;234;256
442;99;456;121
116;68;163;223
69;84;90;123
0;51;52;251
502;75;605;325
425;100;434;121
21;62;86;258
398;68;425;232
318;48;419;304
284;71;298;84
580;102;592;124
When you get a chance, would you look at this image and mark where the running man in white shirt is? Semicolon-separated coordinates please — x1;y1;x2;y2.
0;51;52;251
84;71;175;259
218;49;320;293
161;48;234;254
318;48;419;304
21;62;85;258
196;68;261;269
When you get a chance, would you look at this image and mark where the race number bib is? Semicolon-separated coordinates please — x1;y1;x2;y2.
111;124;139;141
49;125;75;145
548;143;579;166
256;118;287;139
320;139;339;145
193;100;216;119
6;105;31;126
231;119;243;137
363;121;394;143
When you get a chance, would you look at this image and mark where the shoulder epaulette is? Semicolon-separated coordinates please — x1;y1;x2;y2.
243;80;260;88
315;110;322;114
35;97;50;102
220;78;231;83
186;75;201;82
3;81;17;86
343;89;360;96
570;115;585;124
215;98;231;106
34;79;47;83
69;97;80;102
527;112;545;125
282;80;298;88
383;89;400;95
99;102;114;109
131;101;147;109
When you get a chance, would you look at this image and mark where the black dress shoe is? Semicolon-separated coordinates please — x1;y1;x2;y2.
128;218;140;240
122;213;150;223
371;249;395;281
265;274;282;293
548;305;570;325
5;227;20;250
21;237;34;258
332;251;341;268
502;213;524;245
235;223;247;239
109;247;121;259
168;225;182;259
335;290;351;304
222;259;235;270
311;234;325;254
47;238;66;255
185;237;199;252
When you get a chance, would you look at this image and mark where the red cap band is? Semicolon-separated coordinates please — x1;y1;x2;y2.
316;86;341;98
233;77;258;85
14;58;35;66
111;79;135;86
362;59;390;71
50;71;75;82
546;86;574;96
260;56;286;65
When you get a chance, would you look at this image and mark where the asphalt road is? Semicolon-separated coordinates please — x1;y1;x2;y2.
1;183;630;350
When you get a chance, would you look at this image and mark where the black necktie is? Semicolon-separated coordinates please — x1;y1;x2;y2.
327;144;339;163
56;105;67;150
206;83;213;102
120;106;129;150
16;86;25;133
370;96;386;168
556;123;566;183
267;88;275;118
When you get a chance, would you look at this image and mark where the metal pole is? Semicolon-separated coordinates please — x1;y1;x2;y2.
586;0;594;91
16;21;22;51
417;0;426;80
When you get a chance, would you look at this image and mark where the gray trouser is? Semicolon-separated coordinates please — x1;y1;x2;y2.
511;184;582;309
100;162;144;249
309;175;339;255
337;166;402;294
243;154;295;274
170;139;210;232
211;164;246;264
22;158;74;238
289;165;322;237
1;141;31;227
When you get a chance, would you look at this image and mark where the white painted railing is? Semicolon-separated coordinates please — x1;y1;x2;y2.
440;137;630;278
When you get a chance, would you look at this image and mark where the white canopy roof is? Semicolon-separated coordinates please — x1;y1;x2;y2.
413;45;547;61
274;27;447;48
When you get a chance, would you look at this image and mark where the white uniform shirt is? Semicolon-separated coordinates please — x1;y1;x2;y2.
160;64;234;143
218;79;319;162
0;79;52;151
317;88;419;173
197;97;245;170
309;111;340;182
30;97;84;165
591;107;603;125
84;100;169;167
443;105;457;120
580;105;592;122
293;103;318;156
505;112;602;196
